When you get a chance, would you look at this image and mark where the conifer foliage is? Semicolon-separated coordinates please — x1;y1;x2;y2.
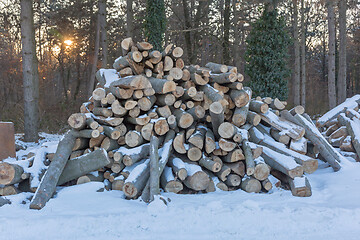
144;0;166;51
245;8;291;100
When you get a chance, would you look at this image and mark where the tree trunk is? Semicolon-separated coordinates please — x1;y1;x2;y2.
223;0;231;65
29;130;78;209
58;149;110;185
292;0;301;106
88;12;101;97
126;0;134;39
99;0;108;68
20;0;39;142
337;0;347;104
300;0;306;107
327;0;336;109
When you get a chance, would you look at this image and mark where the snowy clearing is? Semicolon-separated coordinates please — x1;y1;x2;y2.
1;134;360;240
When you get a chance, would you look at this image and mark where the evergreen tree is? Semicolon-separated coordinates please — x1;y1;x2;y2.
144;0;166;51
245;8;291;100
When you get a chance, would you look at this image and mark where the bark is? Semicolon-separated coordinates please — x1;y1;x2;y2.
58;149;110;185
293;0;301;106
149;135;160;202
223;0;231;65
21;0;39;142
300;0;306;107
327;0;337;109
337;0;347;104
29;130;78;209
99;0;108;67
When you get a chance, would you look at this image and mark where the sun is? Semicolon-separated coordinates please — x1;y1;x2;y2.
64;39;73;46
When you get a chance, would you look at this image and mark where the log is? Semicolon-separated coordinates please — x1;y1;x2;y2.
172;108;194;129
210;72;237;84
209;102;224;139
0;185;18;196
160;166;183;193
294;114;343;171
242;140;255;176
112;175;125;191
240;176;261;193
110;75;151;89
222;149;245;163
29;130;77;209
168;157;188;180
261;144;304;179
290;105;305;115
148;77;176;94
187;143;202;161
120;37;134;55
57;149;110;185
219;138;236;152
109;87;134;99
125;131;145;148
261;178;272;191
118;144;150;166
289;137;307;154
199;84;227;106
171;46;183;58
205;62;228;73
101;137;120;151
0;162;24;185
224;161;245;177
141;123;154;141
68;113;87;130
102;125;121;140
215;164;231;182
119;67;133;78
229;89;249;108
138;96;156;111
253;157;270;181
270;128;290;144
173;131;186;154
76;172;105;185
188;125;206;149
260;111;305;140
187;105;205;121
337;114;360;160
136;41;153;51
199;155;222;173
123;159;150;198
149;135;160;202
183;162;210;191
92;107;113;118
205;129;216;154
225;174;241;187
169;68;183;80
249;100;269;114
269;98;285;110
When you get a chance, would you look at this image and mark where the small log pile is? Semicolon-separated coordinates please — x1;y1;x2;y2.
316;95;360;162
1;38;353;209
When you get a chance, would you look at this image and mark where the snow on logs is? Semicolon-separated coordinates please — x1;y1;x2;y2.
5;38;351;209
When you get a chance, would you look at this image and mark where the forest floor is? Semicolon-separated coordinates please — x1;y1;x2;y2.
1;133;360;240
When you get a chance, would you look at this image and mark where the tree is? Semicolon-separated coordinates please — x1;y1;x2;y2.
327;0;336;109
245;7;291;100
126;0;134;38
99;0;108;68
292;0;301;105
20;0;39;142
337;0;346;104
300;0;306;107
144;0;166;51
223;0;231;65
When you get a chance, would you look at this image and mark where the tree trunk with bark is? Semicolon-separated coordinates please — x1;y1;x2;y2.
337;0;347;104
327;0;337;109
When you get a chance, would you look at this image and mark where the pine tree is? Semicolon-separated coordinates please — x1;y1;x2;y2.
144;0;166;51
245;8;291;100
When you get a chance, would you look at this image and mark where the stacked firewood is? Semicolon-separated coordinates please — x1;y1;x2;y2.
317;95;360;162
1;38;350;209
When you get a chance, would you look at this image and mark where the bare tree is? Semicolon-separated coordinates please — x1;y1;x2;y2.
99;0;108;68
327;0;336;109
223;0;231;65
337;0;347;104
126;0;134;38
88;3;101;97
20;0;39;142
300;0;306;107
293;0;300;106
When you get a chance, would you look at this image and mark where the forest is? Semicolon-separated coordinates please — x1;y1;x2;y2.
0;0;359;134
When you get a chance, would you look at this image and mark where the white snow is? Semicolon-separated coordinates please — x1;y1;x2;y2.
317;94;360;125
163;166;175;181
125;159;150;183
261;145;301;170
293;176;306;188
99;68;119;88
2;134;360;240
183;161;202;176
170;157;186;169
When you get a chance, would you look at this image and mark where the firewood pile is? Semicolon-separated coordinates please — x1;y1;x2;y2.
317;95;360;162
0;38;352;209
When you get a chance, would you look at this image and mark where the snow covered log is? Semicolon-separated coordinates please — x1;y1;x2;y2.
149;135;160;202
30;130;78;210
294;114;343;171
183;161;210;191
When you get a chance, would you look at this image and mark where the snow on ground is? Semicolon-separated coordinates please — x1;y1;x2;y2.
1;134;360;240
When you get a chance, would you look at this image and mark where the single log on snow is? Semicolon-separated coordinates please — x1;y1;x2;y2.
29;130;78;210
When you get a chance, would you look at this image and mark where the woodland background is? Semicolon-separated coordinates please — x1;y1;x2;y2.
0;0;359;133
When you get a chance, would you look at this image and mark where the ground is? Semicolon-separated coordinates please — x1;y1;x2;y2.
1;133;360;240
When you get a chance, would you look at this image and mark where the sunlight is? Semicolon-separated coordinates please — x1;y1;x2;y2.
52;45;61;55
64;39;73;46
